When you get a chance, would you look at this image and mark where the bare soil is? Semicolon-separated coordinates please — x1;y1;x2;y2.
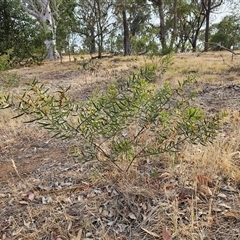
1;52;240;240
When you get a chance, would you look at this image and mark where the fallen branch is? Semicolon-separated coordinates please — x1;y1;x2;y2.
206;42;240;60
138;50;149;56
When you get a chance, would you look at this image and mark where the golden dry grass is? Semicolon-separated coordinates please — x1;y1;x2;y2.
182;109;240;182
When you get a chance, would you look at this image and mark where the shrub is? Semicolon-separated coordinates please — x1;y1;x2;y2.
0;50;13;71
0;63;220;171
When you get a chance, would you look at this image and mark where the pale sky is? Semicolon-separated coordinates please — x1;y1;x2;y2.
212;3;234;23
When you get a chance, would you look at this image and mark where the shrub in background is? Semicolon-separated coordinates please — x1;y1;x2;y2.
0;50;13;71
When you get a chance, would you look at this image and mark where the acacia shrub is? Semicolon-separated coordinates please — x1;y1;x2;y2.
0;63;220;171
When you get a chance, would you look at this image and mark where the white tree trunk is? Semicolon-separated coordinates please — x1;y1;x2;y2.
44;39;59;60
21;0;60;60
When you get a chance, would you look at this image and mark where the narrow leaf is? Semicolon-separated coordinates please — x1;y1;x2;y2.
12;112;25;119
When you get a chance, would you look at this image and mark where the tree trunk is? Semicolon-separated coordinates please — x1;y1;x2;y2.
170;0;178;50
156;0;167;53
204;0;211;52
44;39;59;60
188;11;206;52
21;0;60;60
122;10;131;56
203;0;223;52
190;35;199;52
44;13;59;60
2;0;10;50
192;40;197;52
96;0;103;58
90;28;96;54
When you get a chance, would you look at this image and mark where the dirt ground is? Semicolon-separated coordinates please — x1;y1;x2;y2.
1;52;240;240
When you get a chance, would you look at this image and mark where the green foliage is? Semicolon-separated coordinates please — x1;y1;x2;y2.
1;62;220;172
0;0;45;67
131;32;159;55
209;15;240;50
57;0;79;54
11;23;46;66
0;50;12;71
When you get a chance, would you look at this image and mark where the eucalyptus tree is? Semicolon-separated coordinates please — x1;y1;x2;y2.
114;0;131;55
0;0;44;62
57;0;79;56
149;0;227;53
0;0;30;55
184;0;206;52
0;0;17;55
127;0;153;53
114;0;152;55
94;0;115;57
169;0;178;49
159;0;204;53
149;0;167;53
76;0;115;57
21;0;61;60
210;15;240;50
201;0;224;51
150;0;206;53
173;0;194;52
75;0;97;54
150;0;180;54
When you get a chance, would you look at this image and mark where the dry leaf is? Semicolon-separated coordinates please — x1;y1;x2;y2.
159;172;170;179
218;203;231;209
141;227;160;238
197;185;212;196
8;198;14;205
117;224;127;232
86;232;92;237
107;220;115;226
51;231;57;240
24;220;31;228
12;227;23;236
128;212;137;220
207;216;214;225
28;192;35;201
178;188;195;200
101;209;109;217
87;192;96;198
19;200;29;205
42;196;53;204
197;175;211;186
223;211;239;220
207;186;212;196
220;185;238;193
67;221;72;231
140;202;147;211
217;193;227;199
75;229;82;240
165;184;174;190
162;227;172;240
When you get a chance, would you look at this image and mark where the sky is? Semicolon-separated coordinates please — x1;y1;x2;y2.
212;2;236;23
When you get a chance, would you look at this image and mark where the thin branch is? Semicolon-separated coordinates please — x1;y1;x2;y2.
22;4;41;20
206;42;240;55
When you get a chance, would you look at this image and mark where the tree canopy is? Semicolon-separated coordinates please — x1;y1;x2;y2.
0;0;45;62
0;0;239;64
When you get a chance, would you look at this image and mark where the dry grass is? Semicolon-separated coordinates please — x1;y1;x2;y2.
183;109;240;182
1;51;240;239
